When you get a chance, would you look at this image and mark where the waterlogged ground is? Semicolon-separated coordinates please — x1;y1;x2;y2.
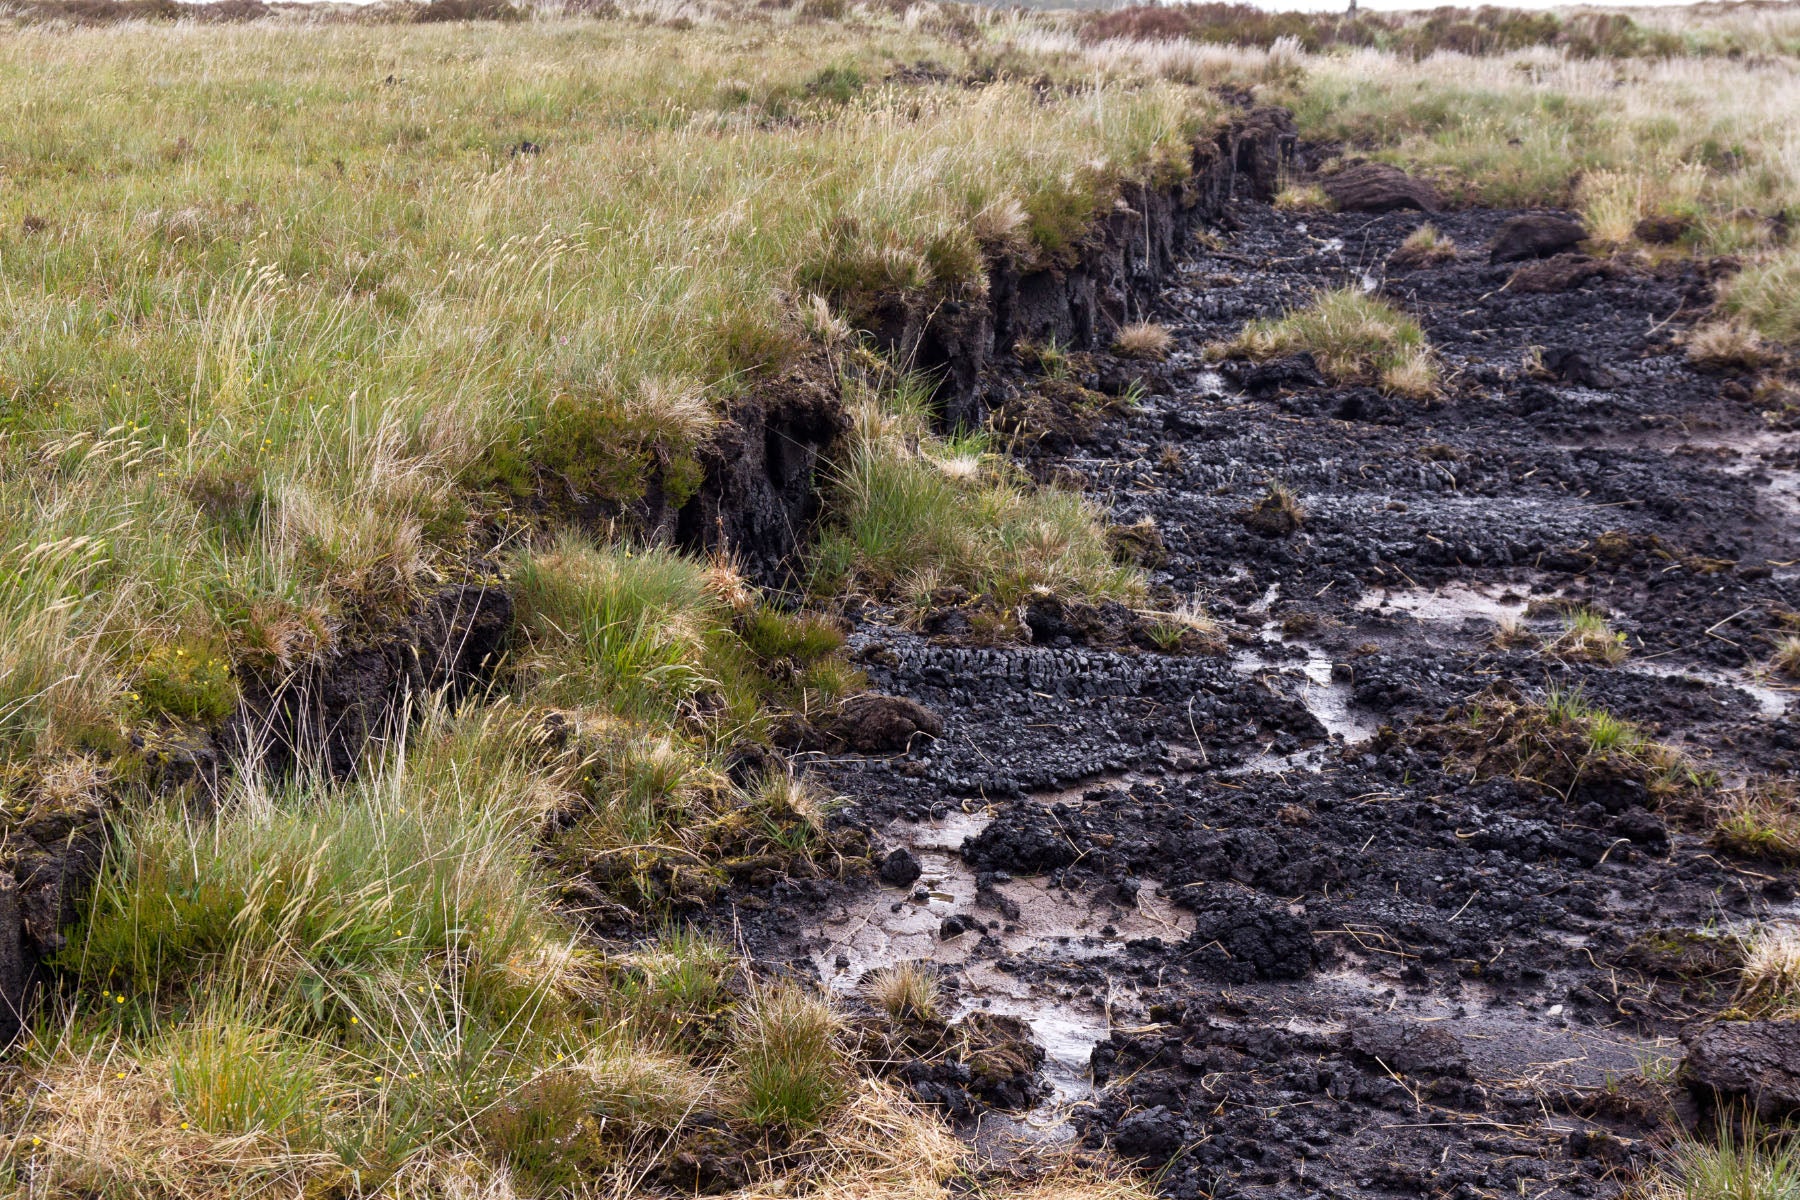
738;202;1799;1198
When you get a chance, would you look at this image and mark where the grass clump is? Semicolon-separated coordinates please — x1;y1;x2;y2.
864;962;941;1023
1548;607;1630;666
1389;222;1458;270
1772;635;1800;679
1214;287;1439;399
732;983;847;1131
1238;480;1307;539
1415;686;1708;806
1272;184;1334;213
1112;321;1174;360
1711;785;1800;864
1721;248;1800;346
1684;320;1785;372
811;373;1141;616
1735;928;1800;1019
1640;1119;1800;1200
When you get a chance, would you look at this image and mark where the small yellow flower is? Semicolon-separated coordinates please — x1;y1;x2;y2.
115;1072;126;1080
180;1122;190;1130
115;995;125;1004
349;1017;358;1025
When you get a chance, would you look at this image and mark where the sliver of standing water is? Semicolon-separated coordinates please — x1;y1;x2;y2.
806;801;1192;1122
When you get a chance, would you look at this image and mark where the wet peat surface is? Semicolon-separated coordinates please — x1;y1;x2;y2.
736;202;1800;1198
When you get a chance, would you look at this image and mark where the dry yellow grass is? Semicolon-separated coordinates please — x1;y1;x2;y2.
1737;927;1800;1018
1112;321;1175;360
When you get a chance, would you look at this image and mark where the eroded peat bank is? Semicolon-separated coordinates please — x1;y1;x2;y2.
752;202;1800;1198
4;7;1800;1200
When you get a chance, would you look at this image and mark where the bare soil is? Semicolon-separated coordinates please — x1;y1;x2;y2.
731;200;1798;1199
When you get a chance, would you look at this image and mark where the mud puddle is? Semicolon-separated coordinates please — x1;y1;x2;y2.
1232;637;1379;758
1304;960;1676;1090
1354;581;1537;627
808;797;1193;1110
1624;658;1792;719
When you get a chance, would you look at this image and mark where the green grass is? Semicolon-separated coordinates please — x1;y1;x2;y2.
1722;250;1800;345
1436;686;1708;808
1550;608;1631;666
810;372;1142;615
0;14;1212;768
732;983;846;1130
1643;1119;1800;1200
1213;288;1439;399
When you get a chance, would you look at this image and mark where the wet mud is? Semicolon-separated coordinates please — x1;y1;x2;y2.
737;200;1798;1197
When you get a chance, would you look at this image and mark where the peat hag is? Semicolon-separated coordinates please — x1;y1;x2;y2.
740;200;1800;1198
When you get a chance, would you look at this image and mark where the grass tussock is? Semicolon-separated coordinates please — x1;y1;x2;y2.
1684;321;1785;372
1711;784;1800;864
1389;222;1458;270
864;963;942;1023
1638;1119;1800;1200
1547;608;1630;666
1720;250;1800;347
1735;928;1800;1019
1772;635;1800;679
1272;184;1334;213
732;983;847;1130
811;373;1142;614
1112;321;1174;360
1416;686;1709;806
1214;287;1439;399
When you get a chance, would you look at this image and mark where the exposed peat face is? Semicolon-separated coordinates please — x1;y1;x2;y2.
732;199;1799;1198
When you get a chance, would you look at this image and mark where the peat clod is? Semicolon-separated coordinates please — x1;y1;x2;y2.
860;1004;1047;1117
1236;485;1305;538
1539;345;1618;388
1320;162;1442;213
1347;1019;1471;1077
229;580;514;780
826;693;943;752
1106;518;1168;567
1221;352;1324;397
653;1114;754;1194
1681;1020;1800;1120
1490;213;1588;263
1182;883;1317;981
1507;252;1617;293
877;847;924;887
1020;594;1134;647
962;803;1086;874
0;779;109;1046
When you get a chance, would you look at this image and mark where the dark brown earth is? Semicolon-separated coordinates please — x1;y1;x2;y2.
735;199;1800;1198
